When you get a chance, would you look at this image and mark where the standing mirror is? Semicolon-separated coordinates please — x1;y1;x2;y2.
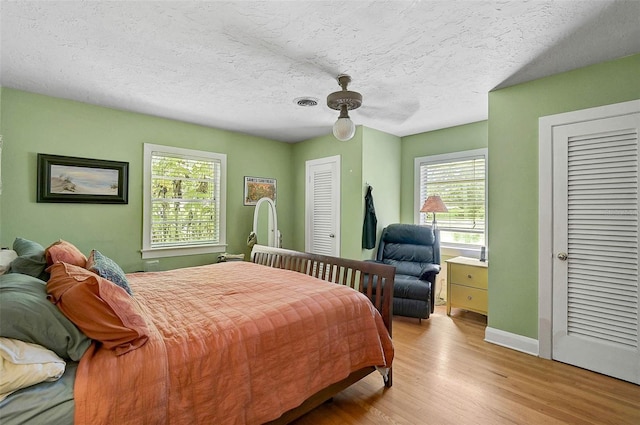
250;197;280;247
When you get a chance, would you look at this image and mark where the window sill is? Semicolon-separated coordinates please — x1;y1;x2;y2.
441;245;484;260
141;244;227;259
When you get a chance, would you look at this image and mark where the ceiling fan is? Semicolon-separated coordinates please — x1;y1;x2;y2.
324;74;420;141
326;74;362;141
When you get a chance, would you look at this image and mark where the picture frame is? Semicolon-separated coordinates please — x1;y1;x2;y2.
37;153;129;204
243;176;276;206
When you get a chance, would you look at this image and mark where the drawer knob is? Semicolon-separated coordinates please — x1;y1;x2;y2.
467;274;472;279
467;295;473;301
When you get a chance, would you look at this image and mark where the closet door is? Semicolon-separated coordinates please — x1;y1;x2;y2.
552;112;640;384
305;155;340;256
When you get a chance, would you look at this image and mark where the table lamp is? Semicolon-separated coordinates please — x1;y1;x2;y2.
420;195;448;228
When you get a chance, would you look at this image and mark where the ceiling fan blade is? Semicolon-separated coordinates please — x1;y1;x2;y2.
357;100;420;124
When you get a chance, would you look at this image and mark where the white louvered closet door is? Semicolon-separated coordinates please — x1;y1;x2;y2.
552;113;640;384
305;156;340;256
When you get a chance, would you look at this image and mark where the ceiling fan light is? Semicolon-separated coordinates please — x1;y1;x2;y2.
327;75;360;142
333;117;356;141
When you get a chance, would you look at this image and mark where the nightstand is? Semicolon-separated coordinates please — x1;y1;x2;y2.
446;256;488;316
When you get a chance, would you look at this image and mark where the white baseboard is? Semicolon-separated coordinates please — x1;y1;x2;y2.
484;327;539;356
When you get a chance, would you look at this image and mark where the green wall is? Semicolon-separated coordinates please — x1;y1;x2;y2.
0;88;293;272
0;89;402;268
361;127;401;260
400;121;488;224
0;86;3;242
290;128;365;259
288;126;401;261
488;53;640;339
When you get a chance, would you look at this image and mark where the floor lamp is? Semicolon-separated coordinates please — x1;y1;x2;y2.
420;195;448;228
420;195;448;306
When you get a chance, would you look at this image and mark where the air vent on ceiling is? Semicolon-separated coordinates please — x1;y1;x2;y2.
294;97;318;107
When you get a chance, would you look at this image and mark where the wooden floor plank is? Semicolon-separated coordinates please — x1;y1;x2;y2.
291;307;640;425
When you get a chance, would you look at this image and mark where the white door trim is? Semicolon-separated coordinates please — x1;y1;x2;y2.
538;99;640;359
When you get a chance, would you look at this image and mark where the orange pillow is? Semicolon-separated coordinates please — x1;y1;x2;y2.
46;263;149;356
45;240;87;268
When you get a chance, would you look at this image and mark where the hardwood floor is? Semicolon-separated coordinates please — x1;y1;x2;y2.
291;306;640;425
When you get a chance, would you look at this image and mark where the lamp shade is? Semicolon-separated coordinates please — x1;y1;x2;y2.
420;195;448;213
333;117;356;141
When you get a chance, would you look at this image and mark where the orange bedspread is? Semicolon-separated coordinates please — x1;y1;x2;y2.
73;261;393;425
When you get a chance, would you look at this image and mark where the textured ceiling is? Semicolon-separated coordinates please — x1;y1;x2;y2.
1;1;639;143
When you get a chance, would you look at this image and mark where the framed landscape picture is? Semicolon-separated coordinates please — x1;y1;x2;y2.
37;153;129;204
244;176;276;206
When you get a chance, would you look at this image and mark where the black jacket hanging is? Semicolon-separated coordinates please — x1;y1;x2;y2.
362;185;378;249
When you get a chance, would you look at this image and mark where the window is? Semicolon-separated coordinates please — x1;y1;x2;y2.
415;149;487;248
142;144;226;259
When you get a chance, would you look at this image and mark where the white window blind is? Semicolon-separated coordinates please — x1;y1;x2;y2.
143;144;226;258
416;150;487;246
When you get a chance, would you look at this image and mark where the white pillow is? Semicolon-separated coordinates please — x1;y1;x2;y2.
0;249;18;275
0;337;66;401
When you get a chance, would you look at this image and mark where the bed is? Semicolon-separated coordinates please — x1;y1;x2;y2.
0;241;395;425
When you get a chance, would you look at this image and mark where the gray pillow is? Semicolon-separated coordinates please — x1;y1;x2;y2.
0;273;91;361
9;237;49;281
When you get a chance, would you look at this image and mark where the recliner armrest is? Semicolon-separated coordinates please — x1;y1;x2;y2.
419;263;441;281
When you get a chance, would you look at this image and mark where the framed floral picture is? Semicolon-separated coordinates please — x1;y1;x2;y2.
243;176;276;206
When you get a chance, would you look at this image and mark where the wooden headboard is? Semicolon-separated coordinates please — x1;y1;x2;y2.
250;244;395;336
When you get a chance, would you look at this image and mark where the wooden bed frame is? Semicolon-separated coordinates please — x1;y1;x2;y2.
250;245;395;424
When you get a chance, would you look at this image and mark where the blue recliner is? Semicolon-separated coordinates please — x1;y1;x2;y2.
376;223;441;320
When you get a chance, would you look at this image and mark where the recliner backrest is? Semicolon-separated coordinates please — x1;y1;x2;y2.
376;224;440;276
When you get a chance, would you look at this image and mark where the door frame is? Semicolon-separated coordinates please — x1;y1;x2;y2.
538;99;640;359
305;155;341;256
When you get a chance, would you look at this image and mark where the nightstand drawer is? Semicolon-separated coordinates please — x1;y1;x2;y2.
450;264;488;289
450;284;487;314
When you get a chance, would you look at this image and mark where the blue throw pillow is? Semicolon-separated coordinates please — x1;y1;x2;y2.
86;250;133;295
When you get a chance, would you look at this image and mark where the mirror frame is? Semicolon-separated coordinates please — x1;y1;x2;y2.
252;197;280;247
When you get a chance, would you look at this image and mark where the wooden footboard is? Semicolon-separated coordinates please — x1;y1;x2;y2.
251;245;395;424
250;245;395;335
